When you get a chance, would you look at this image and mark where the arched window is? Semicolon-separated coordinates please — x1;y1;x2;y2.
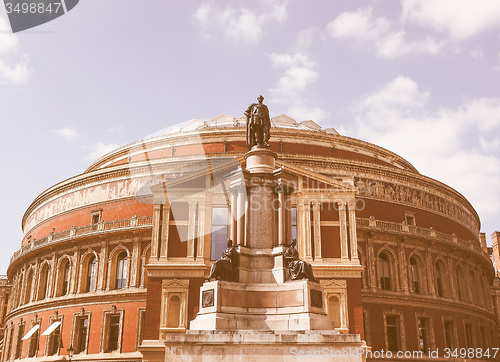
24;269;34;304
455;266;464;301
57;259;71;297
409;256;420;294
85;256;97;292
62;260;70;296
378;252;392;290
476;272;484;307
115;251;128;289
470;270;478;305
435;261;446;297
37;264;50;300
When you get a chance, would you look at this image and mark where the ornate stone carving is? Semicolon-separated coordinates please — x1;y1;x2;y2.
284;239;317;282
206;239;238;282
355;177;478;233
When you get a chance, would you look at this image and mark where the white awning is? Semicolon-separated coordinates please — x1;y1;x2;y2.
22;325;39;340
41;321;61;336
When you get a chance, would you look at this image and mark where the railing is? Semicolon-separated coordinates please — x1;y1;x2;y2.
11;216;153;264
357;217;489;262
0;276;9;286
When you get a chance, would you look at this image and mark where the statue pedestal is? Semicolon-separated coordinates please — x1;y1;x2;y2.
244;145;277;173
163;331;367;362
190;280;334;331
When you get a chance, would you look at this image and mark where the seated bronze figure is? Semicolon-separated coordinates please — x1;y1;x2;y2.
207;239;238;282
284;239;317;282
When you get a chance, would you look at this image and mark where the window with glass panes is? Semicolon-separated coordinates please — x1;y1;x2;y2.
211;207;229;260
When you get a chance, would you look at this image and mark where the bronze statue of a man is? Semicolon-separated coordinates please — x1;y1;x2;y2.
245;95;271;149
207;239;238;282
284;239;317;282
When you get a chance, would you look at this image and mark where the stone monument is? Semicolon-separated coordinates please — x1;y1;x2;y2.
161;96;366;361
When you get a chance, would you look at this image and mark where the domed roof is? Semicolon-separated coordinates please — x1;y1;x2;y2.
84;114;418;175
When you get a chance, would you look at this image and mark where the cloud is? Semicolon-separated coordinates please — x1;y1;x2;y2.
84;143;121;162
269;53;318;99
326;7;443;59
295;27;317;49
326;8;389;40
0;17;19;54
350;76;500;230
402;0;500;41
194;1;288;44
50;127;82;142
0;57;29;84
268;52;328;122
0;17;30;84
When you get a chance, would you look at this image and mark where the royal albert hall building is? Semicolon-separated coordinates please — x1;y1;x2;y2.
1;114;500;361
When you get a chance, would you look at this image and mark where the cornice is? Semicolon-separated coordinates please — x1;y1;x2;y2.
5;288;147;322
361;292;497;323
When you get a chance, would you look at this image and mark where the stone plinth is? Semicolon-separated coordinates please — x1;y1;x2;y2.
244;145;277;173
236;246;287;283
190;280;334;331
164;330;367;362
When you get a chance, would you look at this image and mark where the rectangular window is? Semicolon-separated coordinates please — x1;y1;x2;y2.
43;321;62;356
15;323;24;359
75;317;89;354
107;315;120;352
211;207;229;261
27;324;40;358
464;323;473;349
417;318;429;352
137;309;146;348
480;326;487;350
444;321;454;349
6;326;14;361
386;315;400;352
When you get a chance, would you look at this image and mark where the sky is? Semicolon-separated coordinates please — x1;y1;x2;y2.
1;0;500;272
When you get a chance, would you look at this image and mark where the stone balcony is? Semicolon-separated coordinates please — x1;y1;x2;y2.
356;217;491;264
10;216;153;265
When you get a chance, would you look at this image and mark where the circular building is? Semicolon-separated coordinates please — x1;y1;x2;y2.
2;114;499;361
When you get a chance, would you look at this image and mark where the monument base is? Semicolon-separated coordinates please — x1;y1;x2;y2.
164;330;367;362
190;280;334;331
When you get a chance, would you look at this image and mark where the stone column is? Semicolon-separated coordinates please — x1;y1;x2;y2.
187;202;197;260
303;202;313;261
237;189;245;246
97;242;108;291
277;189;285;246
339;202;349;261
366;238;377;290
425;248;435;295
197;203;206;259
152;204;162;259
230;191;238;243
285;196;292;246
347;201;358;260
161;204;171;258
72;248;80;294
312;201;322;260
398;241;408;293
130;238;141;287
